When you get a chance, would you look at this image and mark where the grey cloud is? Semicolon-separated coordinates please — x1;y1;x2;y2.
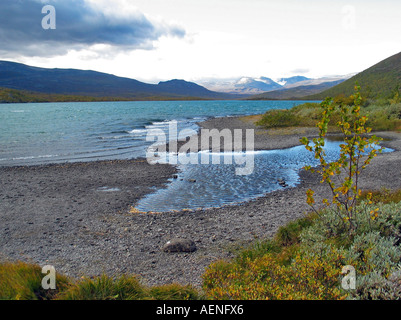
0;0;186;57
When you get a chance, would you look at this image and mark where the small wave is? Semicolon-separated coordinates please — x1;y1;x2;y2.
128;128;148;135
99;135;129;140
11;154;59;160
151;120;170;125
146;123;169;129
146;119;166;125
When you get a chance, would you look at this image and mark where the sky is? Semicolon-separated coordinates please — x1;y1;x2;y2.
0;0;400;84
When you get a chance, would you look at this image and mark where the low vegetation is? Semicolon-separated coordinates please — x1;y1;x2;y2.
0;261;70;300
0;87;131;103
0;87;210;103
0;264;200;300
256;98;401;132
203;199;401;300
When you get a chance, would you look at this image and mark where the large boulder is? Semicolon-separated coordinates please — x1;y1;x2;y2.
162;238;197;253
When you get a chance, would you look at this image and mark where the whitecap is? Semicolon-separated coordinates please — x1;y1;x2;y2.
128;128;148;135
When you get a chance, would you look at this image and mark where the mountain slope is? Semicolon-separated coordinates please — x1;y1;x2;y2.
156;79;228;98
0;61;236;100
304;52;401;100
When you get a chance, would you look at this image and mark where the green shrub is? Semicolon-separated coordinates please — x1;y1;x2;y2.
346;268;401;300
257;96;401;132
346;232;401;277
203;200;401;300
235;239;282;265
301;86;385;235
149;283;200;300
274;215;316;247
256;109;301;128
301;202;401;242
57;274;200;300
360;188;401;204
0;262;200;300
202;244;348;300
56;274;147;300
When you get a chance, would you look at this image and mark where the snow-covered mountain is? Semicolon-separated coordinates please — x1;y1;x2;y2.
234;77;283;94
199;77;281;95
198;74;353;95
276;76;311;87
280;74;356;89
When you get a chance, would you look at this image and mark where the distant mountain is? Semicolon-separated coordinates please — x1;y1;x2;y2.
277;76;311;87
234;77;282;94
156;79;226;98
304;52;401;100
199;75;350;96
248;79;346;100
199;77;282;95
282;75;355;89
0;61;237;101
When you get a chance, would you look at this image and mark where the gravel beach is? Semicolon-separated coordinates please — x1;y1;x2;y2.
1;117;401;289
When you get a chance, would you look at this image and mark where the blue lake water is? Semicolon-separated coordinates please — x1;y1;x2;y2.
0;100;310;166
0;100;391;212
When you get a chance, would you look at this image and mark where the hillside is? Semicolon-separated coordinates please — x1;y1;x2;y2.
304;51;401;100
247;80;345;100
0;61;238;101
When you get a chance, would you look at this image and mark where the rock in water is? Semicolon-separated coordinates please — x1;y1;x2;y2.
278;178;288;187
162;238;197;253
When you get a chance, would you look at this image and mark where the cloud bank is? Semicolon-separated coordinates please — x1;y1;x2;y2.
0;0;186;57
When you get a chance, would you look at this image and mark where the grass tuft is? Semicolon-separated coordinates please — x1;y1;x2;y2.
0;261;69;300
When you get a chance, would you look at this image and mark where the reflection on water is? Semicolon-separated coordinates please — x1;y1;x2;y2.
135;140;393;213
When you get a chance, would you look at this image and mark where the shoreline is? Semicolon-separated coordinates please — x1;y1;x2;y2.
1;115;401;288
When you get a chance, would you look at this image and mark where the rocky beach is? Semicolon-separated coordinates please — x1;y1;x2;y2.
1;117;401;288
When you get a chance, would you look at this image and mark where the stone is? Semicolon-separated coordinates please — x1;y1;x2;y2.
278;178;288;187
162;238;197;253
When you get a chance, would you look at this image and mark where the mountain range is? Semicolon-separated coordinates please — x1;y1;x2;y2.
241;51;401;100
198;75;351;96
0;60;348;102
1;51;400;103
247;79;347;100
0;61;238;101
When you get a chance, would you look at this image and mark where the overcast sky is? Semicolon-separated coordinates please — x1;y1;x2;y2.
0;0;400;83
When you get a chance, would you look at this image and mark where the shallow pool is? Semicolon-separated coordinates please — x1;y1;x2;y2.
135;140;392;212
